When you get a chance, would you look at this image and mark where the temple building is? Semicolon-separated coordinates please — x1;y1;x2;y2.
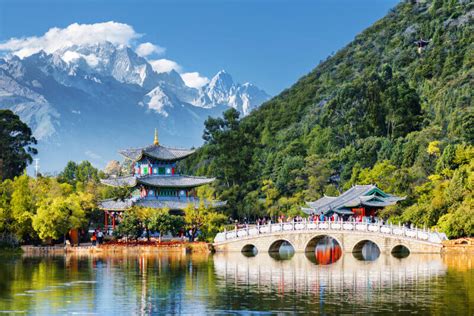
302;185;405;220
99;130;224;229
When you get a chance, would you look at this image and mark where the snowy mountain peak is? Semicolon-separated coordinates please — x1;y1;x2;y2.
197;70;270;115
53;41;160;89
208;70;234;91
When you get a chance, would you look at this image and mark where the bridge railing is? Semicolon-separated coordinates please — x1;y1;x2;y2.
214;221;448;244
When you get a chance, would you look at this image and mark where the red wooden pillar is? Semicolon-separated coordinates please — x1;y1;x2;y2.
104;211;108;229
112;214;116;230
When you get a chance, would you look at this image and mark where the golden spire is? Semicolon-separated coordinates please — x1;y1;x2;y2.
154;128;159;145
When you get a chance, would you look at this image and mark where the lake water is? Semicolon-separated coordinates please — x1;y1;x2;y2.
0;249;473;315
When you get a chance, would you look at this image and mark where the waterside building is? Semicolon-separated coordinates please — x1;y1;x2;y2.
99;130;224;229
302;185;405;220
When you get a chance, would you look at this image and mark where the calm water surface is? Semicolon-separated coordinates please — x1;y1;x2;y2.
0;249;472;315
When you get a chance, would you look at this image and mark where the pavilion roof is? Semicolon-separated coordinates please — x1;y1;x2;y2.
98;197;226;211
119;144;195;162
138;175;215;188
98;198;134;211
100;175;215;188
302;185;405;214
100;176;137;187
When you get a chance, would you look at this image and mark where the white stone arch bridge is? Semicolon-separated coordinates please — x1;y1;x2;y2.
213;221;447;254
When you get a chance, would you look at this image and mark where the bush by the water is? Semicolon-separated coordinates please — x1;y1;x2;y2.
0;232;19;249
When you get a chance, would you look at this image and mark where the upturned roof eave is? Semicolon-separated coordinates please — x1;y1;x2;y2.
118;145;195;162
137;176;216;188
100;176;137;188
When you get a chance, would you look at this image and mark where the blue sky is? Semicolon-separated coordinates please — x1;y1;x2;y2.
0;0;398;95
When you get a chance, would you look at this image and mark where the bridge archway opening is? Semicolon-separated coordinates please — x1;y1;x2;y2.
391;245;410;259
304;235;342;265
268;240;295;260
352;240;380;261
241;244;258;257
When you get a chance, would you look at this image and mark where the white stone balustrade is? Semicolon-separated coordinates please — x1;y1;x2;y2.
215;220;447;246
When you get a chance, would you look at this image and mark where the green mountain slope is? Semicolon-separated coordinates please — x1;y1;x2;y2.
184;0;473;237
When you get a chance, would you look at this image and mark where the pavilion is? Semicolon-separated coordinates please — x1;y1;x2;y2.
302;185;405;220
99;129;224;230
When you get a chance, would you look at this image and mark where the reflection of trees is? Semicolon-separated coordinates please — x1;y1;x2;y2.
0;255;96;313
432;254;474;315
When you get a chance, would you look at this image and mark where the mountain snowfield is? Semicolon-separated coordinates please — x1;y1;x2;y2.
0;41;270;172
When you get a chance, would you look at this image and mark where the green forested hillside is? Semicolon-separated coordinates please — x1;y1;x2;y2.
184;0;473;237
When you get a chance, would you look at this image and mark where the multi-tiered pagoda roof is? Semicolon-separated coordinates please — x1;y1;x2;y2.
98;130;223;216
101;175;215;188
118;145;195;161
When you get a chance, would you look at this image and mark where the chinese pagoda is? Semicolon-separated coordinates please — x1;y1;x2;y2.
99;130;223;229
301;185;405;220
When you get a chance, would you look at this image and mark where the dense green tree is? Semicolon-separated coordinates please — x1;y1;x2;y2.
114;209;143;240
0;179;13;232
382;76;422;139
0;110;37;180
147;209;184;242
32;194;86;241
184;204;227;242
10;174;36;241
58;160;100;184
304;155;333;200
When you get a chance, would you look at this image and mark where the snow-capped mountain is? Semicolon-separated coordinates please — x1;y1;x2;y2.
196;70;269;115
0;41;270;171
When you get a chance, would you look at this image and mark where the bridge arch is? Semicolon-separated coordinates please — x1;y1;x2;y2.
304;235;342;253
241;244;258;256
352;239;381;261
304;234;343;265
391;244;410;258
268;239;295;253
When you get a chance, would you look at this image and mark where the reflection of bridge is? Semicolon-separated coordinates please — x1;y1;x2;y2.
213;221;447;254
213;252;447;295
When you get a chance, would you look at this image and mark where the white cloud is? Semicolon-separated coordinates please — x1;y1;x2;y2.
0;21;140;58
0;21;214;90
136;42;165;57
181;72;209;89
62;50;99;67
149;59;182;73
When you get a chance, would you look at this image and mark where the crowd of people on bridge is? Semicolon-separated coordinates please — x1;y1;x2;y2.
233;213;388;230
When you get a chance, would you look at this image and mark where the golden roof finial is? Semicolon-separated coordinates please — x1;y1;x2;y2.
154;128;159;145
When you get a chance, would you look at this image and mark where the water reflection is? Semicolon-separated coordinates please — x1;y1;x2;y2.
352;240;381;261
392;245;410;259
305;236;342;265
0;252;472;314
214;252;446;293
241;244;258;257
268;242;295;261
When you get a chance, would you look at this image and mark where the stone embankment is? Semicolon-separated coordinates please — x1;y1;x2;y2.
442;238;474;253
21;241;210;255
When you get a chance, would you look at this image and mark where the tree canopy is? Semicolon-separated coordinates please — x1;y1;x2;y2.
0;110;37;180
